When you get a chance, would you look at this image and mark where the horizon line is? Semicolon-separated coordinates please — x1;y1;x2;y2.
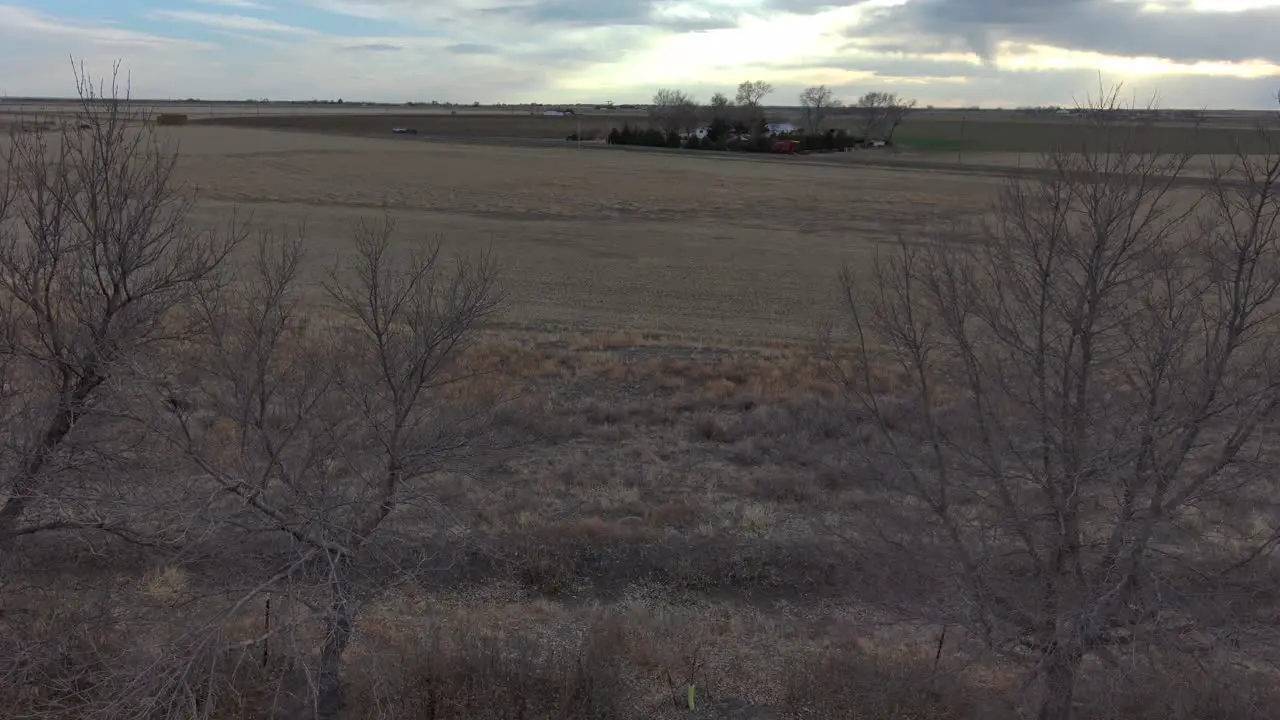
0;97;1264;113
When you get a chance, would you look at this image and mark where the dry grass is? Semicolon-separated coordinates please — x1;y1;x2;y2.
6;336;1271;717
2;122;1269;718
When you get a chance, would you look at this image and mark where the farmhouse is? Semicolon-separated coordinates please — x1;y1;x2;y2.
682;122;798;141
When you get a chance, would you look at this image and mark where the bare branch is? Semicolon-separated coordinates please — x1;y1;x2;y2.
829;86;1280;719
799;85;843;133
649;89;700;134
154;213;505;718
0;60;244;540
852;91;917;144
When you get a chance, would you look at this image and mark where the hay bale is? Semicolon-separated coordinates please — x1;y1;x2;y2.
156;114;189;126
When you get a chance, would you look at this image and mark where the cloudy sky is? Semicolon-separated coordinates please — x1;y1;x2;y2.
0;0;1277;108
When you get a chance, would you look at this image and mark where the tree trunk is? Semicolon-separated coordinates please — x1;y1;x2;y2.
1036;642;1082;720
0;475;36;536
0;373;103;537
313;595;354;720
271;572;357;720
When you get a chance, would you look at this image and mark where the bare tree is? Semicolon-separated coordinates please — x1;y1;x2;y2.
734;80;773;128
0;60;240;540
162;217;503;718
0;60;508;720
827;88;1280;719
649;88;699;134
799;85;843;132
735;80;774;108
852;91;916;143
705;91;732;124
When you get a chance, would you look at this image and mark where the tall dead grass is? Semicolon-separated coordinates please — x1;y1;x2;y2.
5;337;1276;718
5;586;1272;720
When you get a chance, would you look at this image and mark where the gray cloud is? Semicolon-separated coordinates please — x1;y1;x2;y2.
772;47;1280;109
763;0;848;13
445;42;498;54
440;35;642;67
480;0;738;31
295;0;724;31
776;52;1000;82
341;41;402;51
842;34;979;57
845;0;1280;65
512;37;648;67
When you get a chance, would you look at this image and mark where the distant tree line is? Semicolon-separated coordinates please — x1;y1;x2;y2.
606;123;864;153
607;80;917;153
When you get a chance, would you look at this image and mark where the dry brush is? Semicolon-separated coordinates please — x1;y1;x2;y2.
0;64;506;720
827;87;1280;719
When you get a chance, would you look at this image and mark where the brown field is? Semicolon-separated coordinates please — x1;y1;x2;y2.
164;125;1005;343
191;107;1275;155
6;98;1269;153
4;119;1274;719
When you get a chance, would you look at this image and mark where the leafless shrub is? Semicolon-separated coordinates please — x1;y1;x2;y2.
851;91;916;143
0;590;118;716
782;643;1004;720
149;215;503;718
827;85;1280;718
1075;658;1280;720
2;61;506;720
350;623;625;720
0;60;241;541
0;576;288;720
649;88;700;135
689;411;741;443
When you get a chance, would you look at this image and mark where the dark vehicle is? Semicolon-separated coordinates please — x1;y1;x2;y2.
391;127;418;134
